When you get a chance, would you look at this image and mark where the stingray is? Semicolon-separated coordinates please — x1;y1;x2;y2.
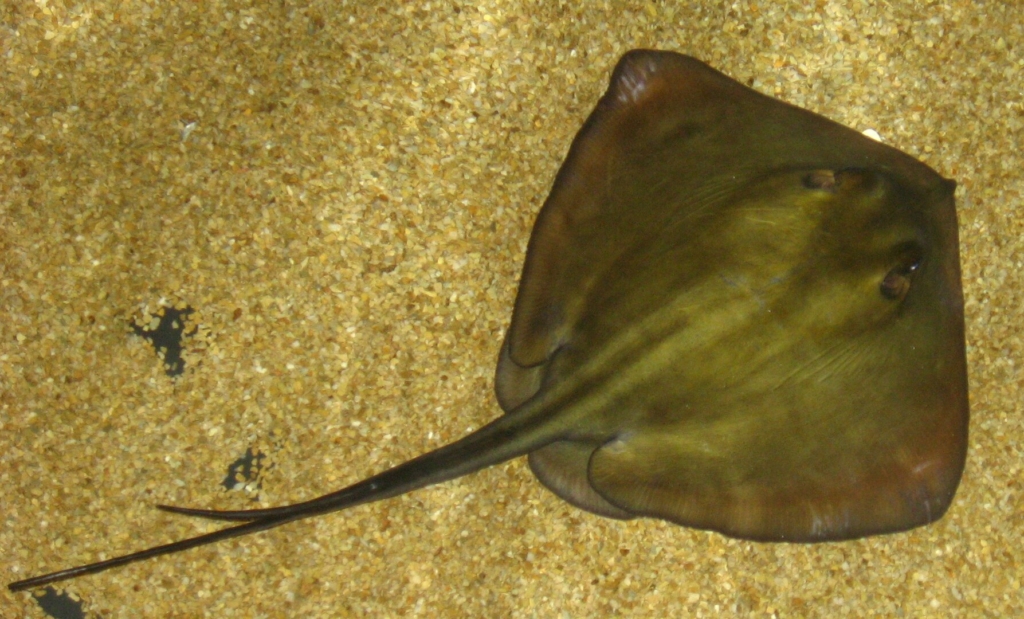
8;50;968;593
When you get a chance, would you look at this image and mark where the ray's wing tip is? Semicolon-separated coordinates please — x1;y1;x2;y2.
606;50;696;109
599;50;734;135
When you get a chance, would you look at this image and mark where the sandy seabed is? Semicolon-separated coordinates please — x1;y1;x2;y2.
2;1;1021;617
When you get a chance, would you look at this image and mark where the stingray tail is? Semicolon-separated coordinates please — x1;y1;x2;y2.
166;398;571;522
8;397;569;592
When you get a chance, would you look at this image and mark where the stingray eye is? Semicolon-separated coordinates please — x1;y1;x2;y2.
880;248;922;301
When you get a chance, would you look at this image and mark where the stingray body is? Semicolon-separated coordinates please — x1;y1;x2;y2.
9;50;968;592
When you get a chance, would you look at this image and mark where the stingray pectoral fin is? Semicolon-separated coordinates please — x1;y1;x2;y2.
586;421;965;542
499;53;726;400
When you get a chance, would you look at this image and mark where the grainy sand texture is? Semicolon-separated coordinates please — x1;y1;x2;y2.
2;1;1021;617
